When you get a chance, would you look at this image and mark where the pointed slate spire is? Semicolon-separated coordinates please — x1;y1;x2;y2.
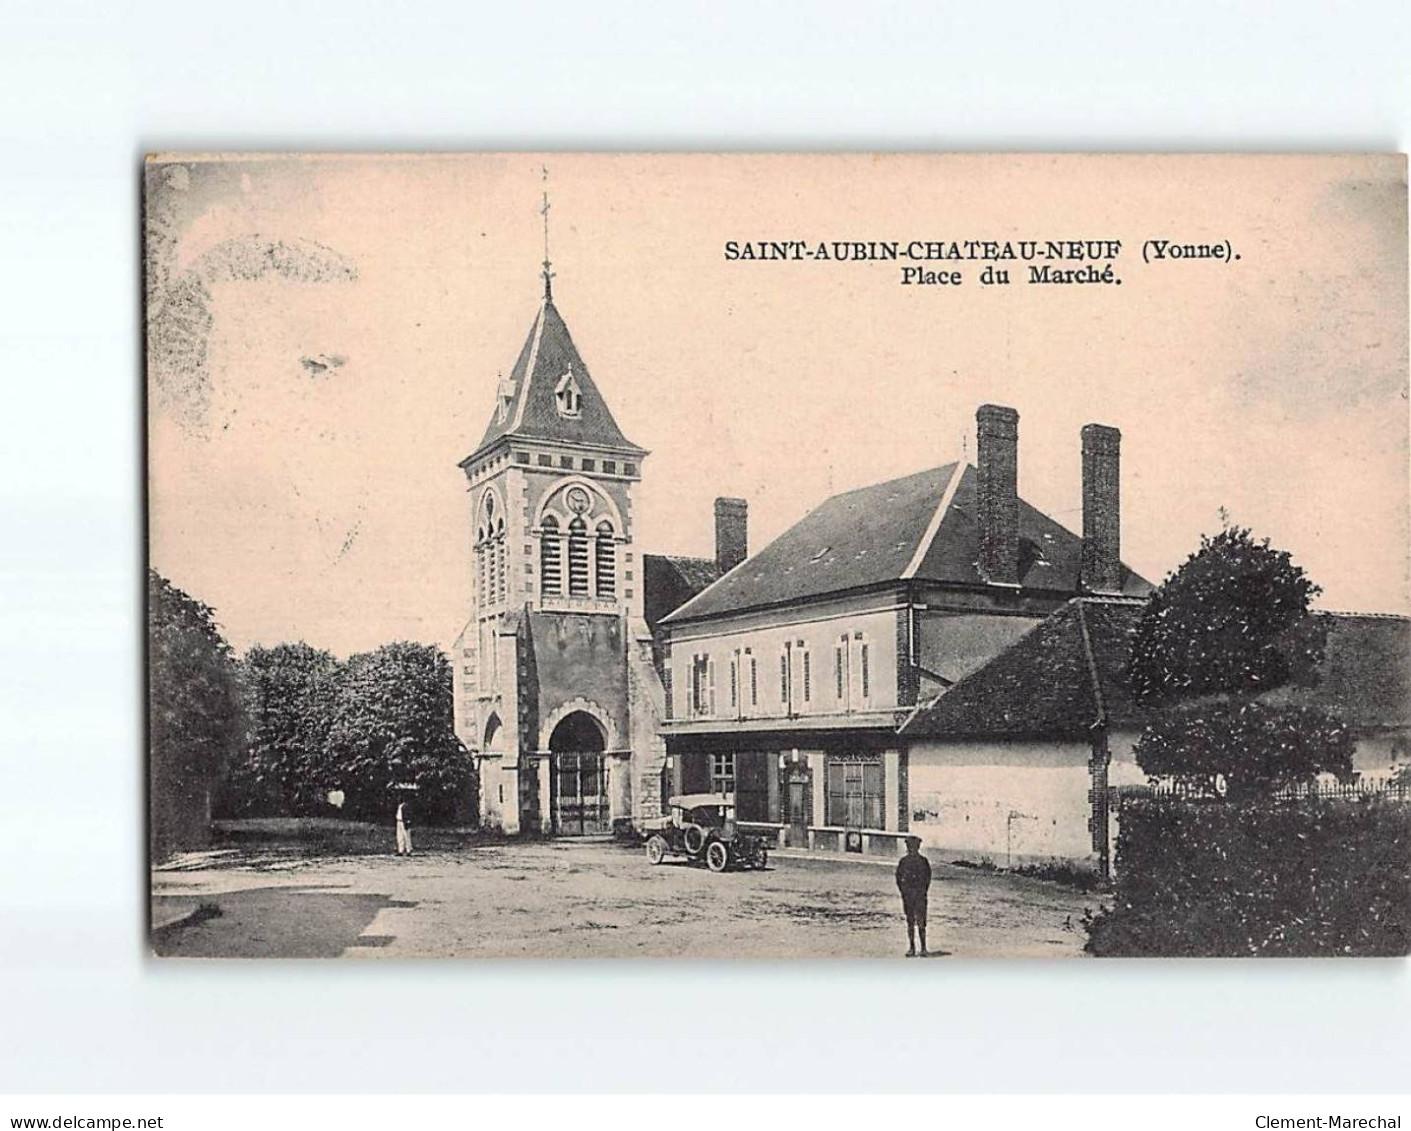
466;293;645;463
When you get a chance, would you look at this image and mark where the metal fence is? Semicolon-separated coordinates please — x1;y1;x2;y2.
1121;777;1411;804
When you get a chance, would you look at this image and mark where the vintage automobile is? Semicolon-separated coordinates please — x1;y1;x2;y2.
640;794;769;872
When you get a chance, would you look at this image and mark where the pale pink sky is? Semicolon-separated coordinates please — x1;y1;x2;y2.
146;154;1409;656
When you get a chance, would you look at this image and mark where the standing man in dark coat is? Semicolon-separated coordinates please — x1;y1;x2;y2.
895;835;932;957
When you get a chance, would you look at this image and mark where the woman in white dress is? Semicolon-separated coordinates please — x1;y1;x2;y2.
395;800;413;856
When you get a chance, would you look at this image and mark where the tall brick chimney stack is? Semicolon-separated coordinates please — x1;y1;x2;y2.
1080;423;1122;593
976;404;1020;587
714;497;748;575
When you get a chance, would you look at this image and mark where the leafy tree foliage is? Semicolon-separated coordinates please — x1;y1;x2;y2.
224;643;341;816
1129;526;1326;706
148;570;243;856
324;642;472;822
1136;701;1353;799
1129;525;1348;795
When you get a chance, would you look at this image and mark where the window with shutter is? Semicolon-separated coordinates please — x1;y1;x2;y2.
595;521;615;597
495;520;507;603
540;515;562;595
567;517;589;596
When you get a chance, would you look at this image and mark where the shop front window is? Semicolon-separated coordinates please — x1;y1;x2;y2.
826;756;884;829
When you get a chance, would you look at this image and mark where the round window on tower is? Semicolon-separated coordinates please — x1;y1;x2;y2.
565;485;592;516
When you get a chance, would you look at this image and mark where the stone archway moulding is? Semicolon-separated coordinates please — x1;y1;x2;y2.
532;475;625;532
539;697;620;753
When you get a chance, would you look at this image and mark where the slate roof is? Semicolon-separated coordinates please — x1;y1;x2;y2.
902;604;1411;740
465;297;644;463
900;597;1147;739
663;462;1151;624
642;554;721;634
1266;612;1411;729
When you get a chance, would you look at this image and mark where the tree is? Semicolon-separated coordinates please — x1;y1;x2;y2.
324;642;472;822
1129;526;1350;797
1129;526;1326;705
148;570;244;857
224;643;341;817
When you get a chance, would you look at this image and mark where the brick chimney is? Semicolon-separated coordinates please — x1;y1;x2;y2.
976;404;1019;586
1081;423;1122;593
714;497;748;574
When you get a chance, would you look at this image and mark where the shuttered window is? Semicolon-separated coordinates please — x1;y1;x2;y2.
495;522;507;603
595;521;616;597
567;517;590;597
540;515;562;595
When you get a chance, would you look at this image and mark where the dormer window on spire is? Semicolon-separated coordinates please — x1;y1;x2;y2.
496;374;516;424
554;367;582;418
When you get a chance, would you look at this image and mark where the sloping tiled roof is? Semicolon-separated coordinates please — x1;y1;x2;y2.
663;462;1151;624
642;554;722;633
900;597;1146;739
466;298;644;462
903;604;1411;740
1266;612;1411;729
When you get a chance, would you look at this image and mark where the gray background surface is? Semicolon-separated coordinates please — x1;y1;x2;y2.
1;0;1408;1093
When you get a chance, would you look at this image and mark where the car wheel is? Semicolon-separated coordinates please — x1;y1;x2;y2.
705;840;730;873
682;825;706;856
646;835;667;865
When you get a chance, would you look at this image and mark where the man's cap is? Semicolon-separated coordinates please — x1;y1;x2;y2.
905;835;923;847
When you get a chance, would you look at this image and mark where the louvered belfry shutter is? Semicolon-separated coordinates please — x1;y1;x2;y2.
568;517;589;596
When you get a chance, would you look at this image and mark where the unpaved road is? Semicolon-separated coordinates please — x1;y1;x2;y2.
152;839;1094;959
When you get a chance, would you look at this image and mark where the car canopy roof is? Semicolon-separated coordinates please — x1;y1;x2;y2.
667;793;734;810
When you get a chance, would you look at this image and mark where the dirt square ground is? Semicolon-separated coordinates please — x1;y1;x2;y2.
151;838;1095;959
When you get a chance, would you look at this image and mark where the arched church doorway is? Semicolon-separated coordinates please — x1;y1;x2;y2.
549;711;608;836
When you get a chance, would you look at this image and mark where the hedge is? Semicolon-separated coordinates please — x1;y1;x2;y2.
1085;797;1410;957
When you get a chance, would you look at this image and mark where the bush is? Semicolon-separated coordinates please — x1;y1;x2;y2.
1084;797;1411;956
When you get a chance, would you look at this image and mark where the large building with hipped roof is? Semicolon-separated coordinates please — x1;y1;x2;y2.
656;404;1153;857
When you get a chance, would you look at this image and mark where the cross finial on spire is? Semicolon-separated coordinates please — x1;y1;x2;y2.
540;165;554;300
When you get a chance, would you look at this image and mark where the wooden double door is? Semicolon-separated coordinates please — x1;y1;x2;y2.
552;752;609;836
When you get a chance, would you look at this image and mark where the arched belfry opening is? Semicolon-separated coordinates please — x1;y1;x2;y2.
548;711;608;836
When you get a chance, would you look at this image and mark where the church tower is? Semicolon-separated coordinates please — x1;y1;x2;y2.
453;254;651;835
